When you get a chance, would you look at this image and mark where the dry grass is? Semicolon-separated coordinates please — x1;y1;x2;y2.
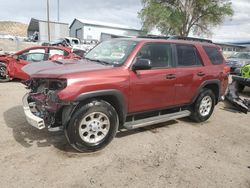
0;21;27;37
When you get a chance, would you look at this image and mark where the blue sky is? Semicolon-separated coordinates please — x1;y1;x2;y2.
0;0;249;42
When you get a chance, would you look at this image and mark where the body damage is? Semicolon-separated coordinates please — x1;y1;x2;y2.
22;38;229;131
0;46;80;81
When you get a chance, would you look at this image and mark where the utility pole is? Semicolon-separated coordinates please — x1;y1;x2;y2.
47;0;51;42
57;0;60;22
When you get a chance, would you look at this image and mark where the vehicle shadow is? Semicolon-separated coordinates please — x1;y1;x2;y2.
3;105;77;153
4;105;179;152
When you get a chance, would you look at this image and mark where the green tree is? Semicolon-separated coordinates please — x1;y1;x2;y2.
139;0;234;36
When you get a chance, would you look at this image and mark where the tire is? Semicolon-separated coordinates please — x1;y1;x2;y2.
236;83;245;93
0;62;10;82
65;100;119;152
190;89;215;123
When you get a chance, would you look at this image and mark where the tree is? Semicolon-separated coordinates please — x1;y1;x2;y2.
138;0;234;37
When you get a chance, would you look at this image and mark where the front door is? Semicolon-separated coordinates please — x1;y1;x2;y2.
129;42;176;113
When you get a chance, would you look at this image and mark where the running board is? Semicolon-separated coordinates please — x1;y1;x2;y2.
124;110;191;130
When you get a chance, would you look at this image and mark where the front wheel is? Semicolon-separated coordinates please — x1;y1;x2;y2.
0;63;10;82
65;100;119;152
190;89;215;122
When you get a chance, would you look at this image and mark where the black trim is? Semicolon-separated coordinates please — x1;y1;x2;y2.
192;80;221;103
75;89;127;124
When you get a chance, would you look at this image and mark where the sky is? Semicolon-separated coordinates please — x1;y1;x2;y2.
0;0;250;42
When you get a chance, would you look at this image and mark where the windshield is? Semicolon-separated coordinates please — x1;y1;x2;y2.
85;40;138;65
229;52;250;59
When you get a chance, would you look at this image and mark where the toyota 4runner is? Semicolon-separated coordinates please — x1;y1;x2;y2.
22;37;229;152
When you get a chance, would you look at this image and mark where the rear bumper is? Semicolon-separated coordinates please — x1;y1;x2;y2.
22;93;45;129
232;75;250;87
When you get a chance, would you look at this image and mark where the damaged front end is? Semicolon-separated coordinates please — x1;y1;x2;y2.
22;78;75;131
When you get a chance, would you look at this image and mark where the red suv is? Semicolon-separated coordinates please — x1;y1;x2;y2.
22;38;229;152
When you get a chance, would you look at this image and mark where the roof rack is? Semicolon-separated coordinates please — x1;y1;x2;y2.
137;35;169;40
168;36;213;43
137;35;212;43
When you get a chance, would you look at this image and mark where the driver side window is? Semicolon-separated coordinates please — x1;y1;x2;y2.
136;43;173;68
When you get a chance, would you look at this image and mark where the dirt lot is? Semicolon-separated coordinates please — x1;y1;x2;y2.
0;81;250;188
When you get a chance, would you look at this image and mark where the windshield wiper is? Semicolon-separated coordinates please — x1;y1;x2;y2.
85;57;112;66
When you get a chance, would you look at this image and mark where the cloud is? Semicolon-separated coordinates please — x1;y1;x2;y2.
212;0;250;42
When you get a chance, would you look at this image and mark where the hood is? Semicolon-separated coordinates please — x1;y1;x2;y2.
22;59;113;78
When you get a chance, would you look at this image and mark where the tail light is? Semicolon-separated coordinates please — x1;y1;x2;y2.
223;66;230;74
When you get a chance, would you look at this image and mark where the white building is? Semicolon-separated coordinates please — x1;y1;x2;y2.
69;18;141;41
27;18;69;42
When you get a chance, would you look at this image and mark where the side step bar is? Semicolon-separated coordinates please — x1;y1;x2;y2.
124;110;191;130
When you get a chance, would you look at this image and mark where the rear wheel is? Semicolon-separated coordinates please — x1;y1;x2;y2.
65;100;119;152
0;63;10;82
190;89;215;122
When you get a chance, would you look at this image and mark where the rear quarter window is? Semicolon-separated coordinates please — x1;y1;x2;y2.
203;46;223;65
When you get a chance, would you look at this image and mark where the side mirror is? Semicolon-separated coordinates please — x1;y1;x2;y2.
132;58;152;71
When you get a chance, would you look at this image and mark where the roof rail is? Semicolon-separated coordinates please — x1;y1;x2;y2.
169;36;213;43
137;35;169;40
137;35;212;43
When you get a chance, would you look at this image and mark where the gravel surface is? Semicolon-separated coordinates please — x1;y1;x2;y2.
0;81;250;188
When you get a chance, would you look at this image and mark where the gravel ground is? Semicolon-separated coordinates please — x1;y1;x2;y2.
0;81;250;188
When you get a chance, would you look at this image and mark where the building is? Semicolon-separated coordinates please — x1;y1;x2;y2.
215;42;247;58
27;18;69;42
69;18;141;41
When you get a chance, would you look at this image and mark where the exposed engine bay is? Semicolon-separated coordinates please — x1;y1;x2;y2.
23;78;69;129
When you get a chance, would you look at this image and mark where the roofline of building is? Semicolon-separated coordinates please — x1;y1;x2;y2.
30;18;69;26
214;42;246;48
69;18;141;32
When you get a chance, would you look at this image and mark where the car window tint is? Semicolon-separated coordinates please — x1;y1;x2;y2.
49;48;65;56
176;45;202;66
28;49;46;54
204;47;223;65
137;43;172;68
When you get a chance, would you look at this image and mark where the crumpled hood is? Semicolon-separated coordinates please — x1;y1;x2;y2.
22;59;113;78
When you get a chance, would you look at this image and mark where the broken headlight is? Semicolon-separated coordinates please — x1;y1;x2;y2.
49;79;67;90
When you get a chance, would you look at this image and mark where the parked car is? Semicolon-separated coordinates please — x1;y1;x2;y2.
232;64;250;92
226;52;250;74
22;37;229;152
0;46;80;81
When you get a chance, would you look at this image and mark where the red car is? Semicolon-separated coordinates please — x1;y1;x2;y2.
22;37;229;152
0;46;80;81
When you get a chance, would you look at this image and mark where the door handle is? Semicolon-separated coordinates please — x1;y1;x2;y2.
197;72;205;77
166;74;176;79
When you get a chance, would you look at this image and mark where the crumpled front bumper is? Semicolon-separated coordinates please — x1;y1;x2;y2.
22;93;45;129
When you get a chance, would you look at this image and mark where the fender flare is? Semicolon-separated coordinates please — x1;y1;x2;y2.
192;80;221;103
74;89;127;125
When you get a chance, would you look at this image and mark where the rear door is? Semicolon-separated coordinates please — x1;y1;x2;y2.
129;42;176;113
174;44;207;105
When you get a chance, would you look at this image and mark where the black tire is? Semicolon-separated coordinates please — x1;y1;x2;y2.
236;83;245;93
65;100;119;152
190;89;215;122
0;62;10;82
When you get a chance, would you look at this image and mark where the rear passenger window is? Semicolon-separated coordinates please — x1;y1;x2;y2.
176;45;202;66
204;47;223;65
136;43;172;68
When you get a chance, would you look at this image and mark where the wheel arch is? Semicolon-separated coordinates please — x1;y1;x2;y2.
192;80;221;104
74;89;127;126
